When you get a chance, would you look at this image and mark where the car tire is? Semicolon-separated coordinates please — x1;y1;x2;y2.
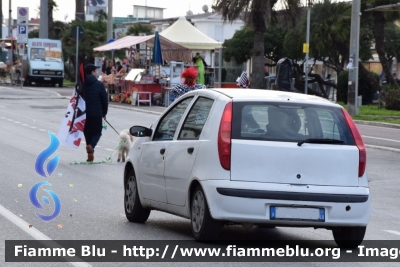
332;226;366;248
191;185;222;241
124;169;150;223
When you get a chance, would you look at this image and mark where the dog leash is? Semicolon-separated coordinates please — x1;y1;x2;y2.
103;117;120;136
69;139;126;165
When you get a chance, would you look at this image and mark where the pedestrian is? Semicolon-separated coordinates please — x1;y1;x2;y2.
171;67;206;98
193;53;205;85
105;61;114;75
83;64;109;162
393;73;400;85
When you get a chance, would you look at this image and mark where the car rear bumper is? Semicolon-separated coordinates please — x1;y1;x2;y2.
201;180;371;227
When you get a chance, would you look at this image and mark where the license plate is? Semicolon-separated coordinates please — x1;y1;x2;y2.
44;78;51;80
270;206;325;222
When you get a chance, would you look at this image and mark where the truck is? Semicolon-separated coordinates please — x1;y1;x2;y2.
25;38;64;87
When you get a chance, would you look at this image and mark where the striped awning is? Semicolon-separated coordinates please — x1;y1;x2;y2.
93;35;192;62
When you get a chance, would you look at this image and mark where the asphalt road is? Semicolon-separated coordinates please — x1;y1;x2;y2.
0;86;399;267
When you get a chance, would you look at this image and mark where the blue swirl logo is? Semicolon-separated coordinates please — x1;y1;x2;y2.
35;131;60;178
29;181;61;221
31;131;61;221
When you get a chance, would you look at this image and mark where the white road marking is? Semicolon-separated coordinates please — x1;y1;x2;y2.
358;124;400;131
0;117;5;119
384;230;400;236
7;119;13;121
366;145;400;153
105;149;114;152
30;126;37;129
0;105;5;108
14;121;20;124
21;124;29;126
0;204;92;267
362;135;400;143
39;129;46;131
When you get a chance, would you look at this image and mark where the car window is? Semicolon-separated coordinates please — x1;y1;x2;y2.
178;97;214;140
232;102;354;145
153;97;194;140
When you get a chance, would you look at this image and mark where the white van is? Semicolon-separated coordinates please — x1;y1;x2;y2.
26;39;64;87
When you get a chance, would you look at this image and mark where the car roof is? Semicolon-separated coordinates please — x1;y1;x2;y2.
209;89;339;107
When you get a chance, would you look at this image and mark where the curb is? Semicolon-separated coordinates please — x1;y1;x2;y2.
354;120;400;130
366;144;400;153
0;97;67;100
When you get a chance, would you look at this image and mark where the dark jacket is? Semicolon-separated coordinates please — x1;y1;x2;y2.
84;75;108;117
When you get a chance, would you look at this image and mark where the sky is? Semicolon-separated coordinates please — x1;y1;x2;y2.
2;0;215;22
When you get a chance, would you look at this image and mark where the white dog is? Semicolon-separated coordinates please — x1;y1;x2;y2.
117;129;134;162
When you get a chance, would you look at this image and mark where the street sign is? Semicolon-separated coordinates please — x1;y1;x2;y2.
71;26;84;40
17;7;29;44
17;26;28;43
17;7;29;24
108;38;115;53
18;43;25;56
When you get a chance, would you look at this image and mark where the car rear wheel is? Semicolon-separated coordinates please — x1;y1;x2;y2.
124;170;150;223
191;185;222;241
332;226;366;248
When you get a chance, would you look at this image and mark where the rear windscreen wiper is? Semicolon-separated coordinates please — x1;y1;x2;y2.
297;138;344;146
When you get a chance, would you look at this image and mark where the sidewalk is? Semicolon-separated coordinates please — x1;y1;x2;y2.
109;101;166;115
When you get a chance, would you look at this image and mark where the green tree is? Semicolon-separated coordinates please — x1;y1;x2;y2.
36;0;59;39
61;20;107;80
29;30;39;39
214;0;277;89
95;9;108;22
127;24;153;36
365;0;400;86
223;24;287;65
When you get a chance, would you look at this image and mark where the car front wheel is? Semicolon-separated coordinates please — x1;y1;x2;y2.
124;170;150;223
191;185;222;241
332;226;366;248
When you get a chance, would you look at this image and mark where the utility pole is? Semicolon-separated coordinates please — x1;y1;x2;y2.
107;0;113;41
39;0;48;38
0;0;3;39
8;0;12;63
304;1;311;95
347;0;361;115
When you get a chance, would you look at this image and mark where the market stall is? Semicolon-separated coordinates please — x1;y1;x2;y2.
93;34;192;106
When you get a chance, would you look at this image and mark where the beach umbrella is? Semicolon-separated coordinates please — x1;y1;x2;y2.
152;31;163;65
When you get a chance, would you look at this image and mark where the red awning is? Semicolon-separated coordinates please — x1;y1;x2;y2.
93;35;192;62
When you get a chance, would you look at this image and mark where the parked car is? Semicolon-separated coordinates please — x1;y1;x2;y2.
124;89;370;248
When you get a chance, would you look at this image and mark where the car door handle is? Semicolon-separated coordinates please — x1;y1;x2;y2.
160;148;166;155
187;147;194;154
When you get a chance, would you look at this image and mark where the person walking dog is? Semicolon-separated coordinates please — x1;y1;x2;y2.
83;64;108;162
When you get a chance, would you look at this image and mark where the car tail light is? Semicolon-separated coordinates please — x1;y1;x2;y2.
218;102;232;170
342;108;366;177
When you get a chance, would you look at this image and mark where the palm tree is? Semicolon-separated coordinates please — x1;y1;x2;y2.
76;0;85;22
48;0;58;38
371;7;400;86
127;24;153;36
214;0;276;89
95;9;107;22
35;0;59;38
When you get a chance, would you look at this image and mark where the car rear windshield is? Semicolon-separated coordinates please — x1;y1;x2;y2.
231;101;355;145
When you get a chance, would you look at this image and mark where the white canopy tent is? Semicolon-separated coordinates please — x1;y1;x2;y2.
93;35;192;62
159;17;222;50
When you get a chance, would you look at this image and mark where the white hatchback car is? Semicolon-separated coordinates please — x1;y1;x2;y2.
124;89;370;247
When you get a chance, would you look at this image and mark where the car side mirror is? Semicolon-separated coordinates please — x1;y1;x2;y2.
129;126;152;137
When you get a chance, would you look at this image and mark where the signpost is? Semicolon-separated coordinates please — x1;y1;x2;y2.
17;7;29;44
108;38;115;62
71;25;84;83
